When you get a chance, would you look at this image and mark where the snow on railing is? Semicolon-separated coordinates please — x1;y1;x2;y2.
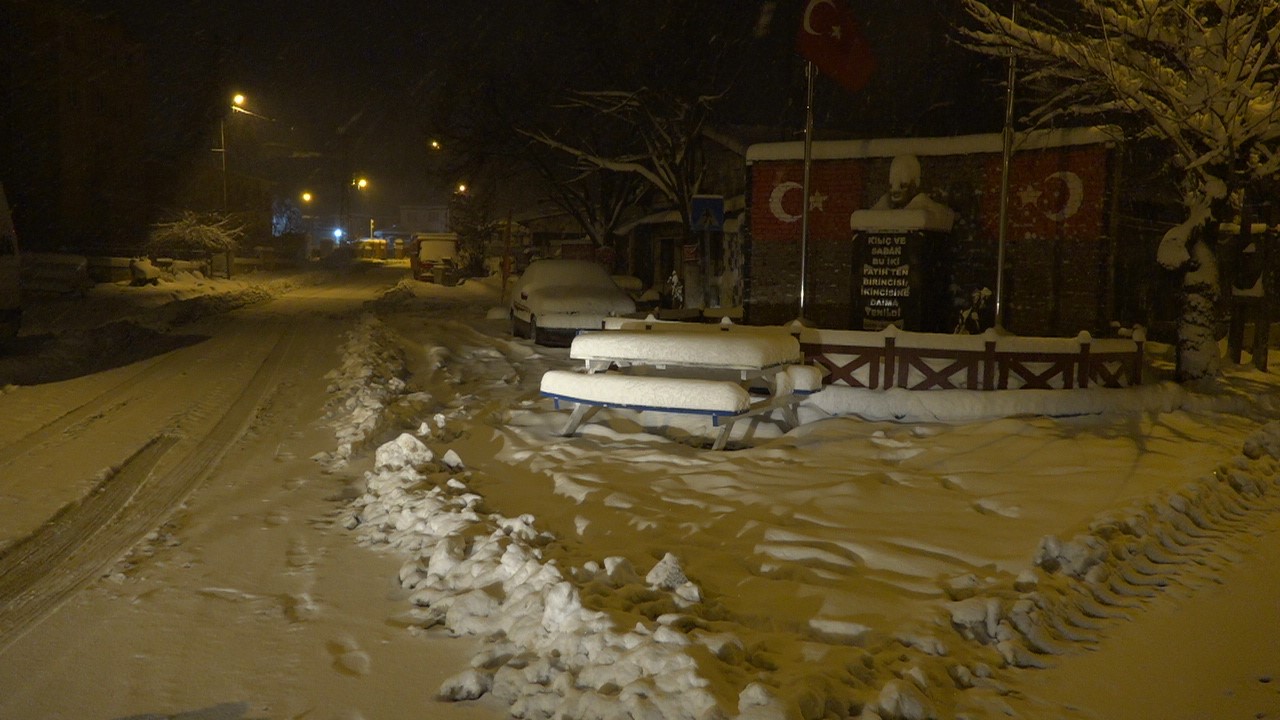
799;325;1145;390
600;317;1146;390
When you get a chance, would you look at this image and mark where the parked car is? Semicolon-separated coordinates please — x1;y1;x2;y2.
409;233;461;285
510;259;636;346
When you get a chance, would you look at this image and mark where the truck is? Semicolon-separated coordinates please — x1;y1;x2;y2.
0;183;20;338
408;232;461;285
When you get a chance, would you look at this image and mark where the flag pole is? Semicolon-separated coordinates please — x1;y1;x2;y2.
799;60;816;320
994;1;1018;331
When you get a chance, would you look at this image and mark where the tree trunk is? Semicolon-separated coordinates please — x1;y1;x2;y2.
1252;201;1276;371
1177;233;1221;381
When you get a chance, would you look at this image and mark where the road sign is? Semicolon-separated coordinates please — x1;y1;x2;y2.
691;194;725;232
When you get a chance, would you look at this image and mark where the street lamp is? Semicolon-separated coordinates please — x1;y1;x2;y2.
218;93;277;211
219;93;249;211
343;176;370;241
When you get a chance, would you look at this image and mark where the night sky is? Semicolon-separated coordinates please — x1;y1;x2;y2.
61;1;1003;219
65;0;452;215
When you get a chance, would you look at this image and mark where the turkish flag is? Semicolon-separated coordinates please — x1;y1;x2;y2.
979;146;1109;242
796;0;875;93
750;160;864;242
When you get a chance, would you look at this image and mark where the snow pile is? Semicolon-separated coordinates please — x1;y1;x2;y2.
344;432;727;720
319;316;732;719
321;314;411;466
809;382;1191;423
945;420;1280;671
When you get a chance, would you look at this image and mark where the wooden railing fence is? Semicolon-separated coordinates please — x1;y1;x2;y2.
799;327;1145;391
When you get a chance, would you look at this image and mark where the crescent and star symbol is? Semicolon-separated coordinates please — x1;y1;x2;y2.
769;182;827;223
802;0;843;40
1017;171;1084;222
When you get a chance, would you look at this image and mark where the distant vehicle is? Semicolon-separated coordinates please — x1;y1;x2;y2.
510;259;636;346
409;233;461;286
0;183;20;338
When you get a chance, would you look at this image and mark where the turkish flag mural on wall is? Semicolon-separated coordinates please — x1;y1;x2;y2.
796;0;875;93
980;145;1109;242
749;161;865;242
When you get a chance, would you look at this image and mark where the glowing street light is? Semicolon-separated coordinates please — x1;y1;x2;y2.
218;92;272;210
218;94;245;210
301;191;313;203
343;176;372;240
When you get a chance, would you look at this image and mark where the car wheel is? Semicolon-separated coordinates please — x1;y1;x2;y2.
530;316;544;345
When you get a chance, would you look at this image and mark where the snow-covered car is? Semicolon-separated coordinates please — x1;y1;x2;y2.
510;259;636;346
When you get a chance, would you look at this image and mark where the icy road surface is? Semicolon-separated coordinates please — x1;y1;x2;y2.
0;264;498;719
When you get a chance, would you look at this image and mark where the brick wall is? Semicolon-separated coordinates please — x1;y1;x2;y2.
745;141;1115;337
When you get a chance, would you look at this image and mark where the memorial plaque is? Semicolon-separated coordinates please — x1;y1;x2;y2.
854;231;918;330
852;229;950;332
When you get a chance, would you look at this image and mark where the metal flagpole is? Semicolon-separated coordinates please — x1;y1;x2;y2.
993;1;1018;330
799;60;816;320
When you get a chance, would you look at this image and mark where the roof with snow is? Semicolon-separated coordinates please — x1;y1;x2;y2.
745;126;1121;164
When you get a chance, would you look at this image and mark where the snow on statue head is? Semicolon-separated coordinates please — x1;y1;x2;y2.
887;154;922;209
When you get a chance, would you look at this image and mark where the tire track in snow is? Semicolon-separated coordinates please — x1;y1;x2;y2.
0;322;299;651
946;426;1280;671
0;433;178;647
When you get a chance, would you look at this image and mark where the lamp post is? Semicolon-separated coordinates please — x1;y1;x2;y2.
217;93;277;213
218;94;248;211
300;191;315;260
343;176;369;243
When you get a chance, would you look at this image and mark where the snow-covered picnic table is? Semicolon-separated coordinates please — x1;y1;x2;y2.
541;327;819;450
568;328;803;378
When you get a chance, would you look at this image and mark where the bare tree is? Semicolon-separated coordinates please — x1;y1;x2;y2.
148;211;245;279
416;0;766;261
960;0;1280;379
521;88;718;236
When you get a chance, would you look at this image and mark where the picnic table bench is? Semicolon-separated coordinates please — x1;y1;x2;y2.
540;327;821;450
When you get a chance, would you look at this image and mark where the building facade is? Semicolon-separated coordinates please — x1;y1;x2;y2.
743;128;1125;337
1;1;149;252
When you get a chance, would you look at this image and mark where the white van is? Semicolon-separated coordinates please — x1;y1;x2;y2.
0;184;20;338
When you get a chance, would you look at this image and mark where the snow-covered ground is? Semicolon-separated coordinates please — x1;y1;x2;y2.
2;262;1280;719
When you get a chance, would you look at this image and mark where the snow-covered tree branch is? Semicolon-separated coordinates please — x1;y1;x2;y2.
519;87;718;235
960;0;1280;379
148;211;244;256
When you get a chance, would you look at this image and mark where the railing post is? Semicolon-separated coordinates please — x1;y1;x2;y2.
882;328;897;390
1076;331;1092;389
1132;326;1146;386
982;328;998;390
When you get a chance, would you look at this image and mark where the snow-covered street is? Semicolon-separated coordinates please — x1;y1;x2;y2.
2;262;1279;719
